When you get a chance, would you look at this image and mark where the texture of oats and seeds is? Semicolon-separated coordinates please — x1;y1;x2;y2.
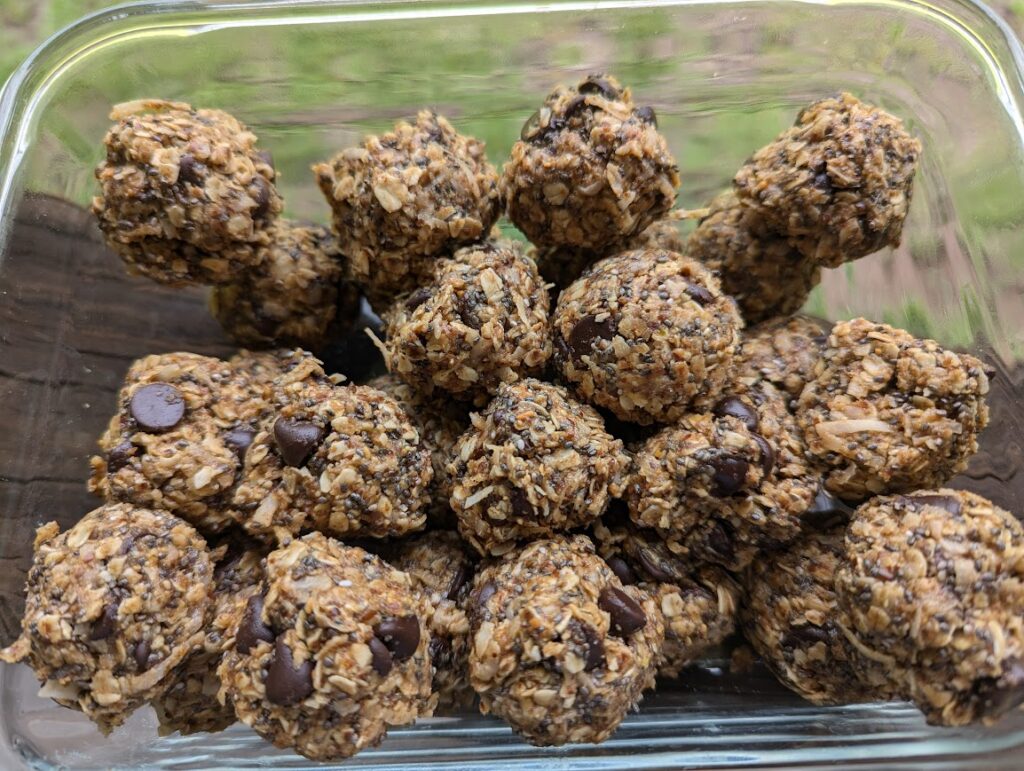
551;248;743;425
385;530;477;710
741;526;896;705
733;92;921;268
210;220;362;350
503;74;679;252
796;318;990;500
314;110;501;307
468;535;664;746
0;504;213;734
732;314;829;397
836;490;1024;726
93;100;282;285
382;240;552;404
153;540;267;736
627;380;818;571
592;511;741;679
89;351;274;535
686;191;821;324
449;378;629;556
367;373;470;528
218;533;435;761
231;351;431;543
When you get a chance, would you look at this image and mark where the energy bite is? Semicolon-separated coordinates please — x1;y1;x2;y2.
836;490;1024;726
551;248;742;425
796;318;990;500
503;74;679;252
449;378;629;556
232;352;432;542
686;191;820;323
0;504;213;734
734;92;921;267
592;511;740;679
386;531;476;710
218;533;435;761
468;535;663;745
732;314;828;397
153;540;266;735
628;380;818;571
210;221;361;350
741;527;893;705
367;373;469;527
93;100;281;285
382;241;551;403
90;352;269;534
314;110;501;305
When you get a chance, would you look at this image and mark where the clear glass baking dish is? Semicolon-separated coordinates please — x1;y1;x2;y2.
1;0;1024;768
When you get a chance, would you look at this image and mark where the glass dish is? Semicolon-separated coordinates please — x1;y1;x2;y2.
1;0;1023;768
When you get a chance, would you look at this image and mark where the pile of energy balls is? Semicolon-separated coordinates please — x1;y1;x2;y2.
1;76;1021;763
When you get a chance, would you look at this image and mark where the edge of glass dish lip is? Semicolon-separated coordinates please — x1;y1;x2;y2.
0;0;1023;246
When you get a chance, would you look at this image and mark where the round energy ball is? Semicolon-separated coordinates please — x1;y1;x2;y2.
210;221;362;350
733;92;921;267
732;314;829;397
836;490;1024;726
741;526;896;705
218;533;435;761
551;248;742;425
503;74;679;252
0;504;213;734
449;378;629;556
627;381;818;571
382;241;551;404
93;100;282;285
592;510;741;679
467;535;664;745
796;318;990;500
686;191;820;324
314;110;501;306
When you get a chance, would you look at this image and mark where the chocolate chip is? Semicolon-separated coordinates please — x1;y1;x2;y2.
129;383;185;433
508;487;536;520
428;636;451;667
265;636;314;706
475;582;497;608
908;494;962;516
565;315;616;362
802;485;856;529
750;433;775;476
705;522;736;564
579;623;605;671
709;456;749;497
369;635;394;676
224;427;257;463
133;639;151;672
598;586;646;636
405;287;432;312
781;624;830;650
375;616;420;662
983;362;997;380
813;172;833;193
106;441;134;472
562;94;589;117
980;660;1024;717
251;176;272;219
89;603;119;641
273;418;325;467
177;153;203;185
633;106;658;126
685;282;715;306
118;535;135;555
446;564;470;601
713;396;758;431
236;594;275;654
578;76;618;98
636;548;676;584
606;556;636;586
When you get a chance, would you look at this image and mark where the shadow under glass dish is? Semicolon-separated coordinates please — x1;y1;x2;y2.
0;0;1022;768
